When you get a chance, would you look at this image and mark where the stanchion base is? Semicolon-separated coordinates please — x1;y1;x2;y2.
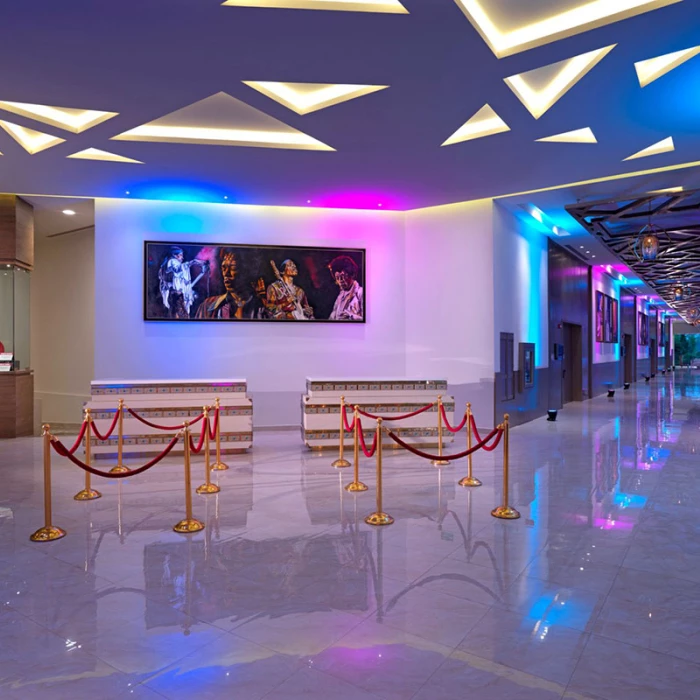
211;462;229;471
364;512;394;526
458;476;482;488
431;459;450;467
196;483;221;495
74;488;102;501
332;458;351;468
491;505;521;520
110;465;129;474
345;481;369;492
173;518;205;533
30;526;67;542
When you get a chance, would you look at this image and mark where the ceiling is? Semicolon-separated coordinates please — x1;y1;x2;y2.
1;0;700;209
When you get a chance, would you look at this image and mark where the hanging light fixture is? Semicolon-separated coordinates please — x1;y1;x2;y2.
688;307;699;322
632;200;668;262
674;284;685;301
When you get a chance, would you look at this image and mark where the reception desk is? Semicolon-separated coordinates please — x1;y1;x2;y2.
301;378;455;449
86;379;253;459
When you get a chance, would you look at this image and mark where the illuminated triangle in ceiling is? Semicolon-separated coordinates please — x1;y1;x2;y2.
452;0;679;58
243;81;388;115
112;92;334;151
635;45;700;87
0;120;65;154
222;0;408;12
504;45;616;119
624;137;674;161
0;100;118;133
441;104;510;146
66;148;143;164
536;127;597;144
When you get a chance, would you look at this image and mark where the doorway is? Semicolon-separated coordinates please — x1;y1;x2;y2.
624;333;633;384
650;338;657;375
562;322;583;403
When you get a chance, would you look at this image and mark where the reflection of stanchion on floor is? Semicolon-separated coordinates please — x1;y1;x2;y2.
211;397;229;471
346;406;368;493
431;395;450;467
30;425;67;542
196;407;220;495
74;408;102;501
174;422;205;533
110;399;129;474
117;480;124;544
491;414;520;520
459;403;482;488
365;418;394;526
332;396;351;468
375;527;385;623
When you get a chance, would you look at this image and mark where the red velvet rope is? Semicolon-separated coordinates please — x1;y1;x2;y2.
51;433;181;479
189;421;207;454
357;418;379;458
66;420;89;455
90;410;120;441
385;426;502;461
208;408;219;440
342;404;356;432
469;414;503;451
439;403;468;433
356;402;435;421
127;408;204;431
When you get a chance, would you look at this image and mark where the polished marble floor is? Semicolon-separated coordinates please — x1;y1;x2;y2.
2;374;700;699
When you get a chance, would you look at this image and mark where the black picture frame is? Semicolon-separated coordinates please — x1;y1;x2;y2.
638;312;649;346
595;290;619;344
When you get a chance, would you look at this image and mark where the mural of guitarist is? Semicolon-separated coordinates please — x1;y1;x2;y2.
264;259;314;320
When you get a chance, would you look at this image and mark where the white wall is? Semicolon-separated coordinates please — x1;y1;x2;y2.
31;228;95;422
94;199;406;426
404;199;495;421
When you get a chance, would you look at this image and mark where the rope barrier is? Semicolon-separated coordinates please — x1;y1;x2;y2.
127;408;204;431
469;415;503;452
189;419;208;454
357;418;379;458
385;426;502;461
90;410;120;441
66;420;89;455
356;402;435;421
51;433;181;479
208;408;219;440
439;403;468;433
343;404;356;433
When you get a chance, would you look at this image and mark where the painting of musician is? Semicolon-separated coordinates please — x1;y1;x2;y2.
263;259;314;320
328;255;363;321
158;246;210;319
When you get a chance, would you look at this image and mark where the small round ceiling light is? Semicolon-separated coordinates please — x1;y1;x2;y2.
62;209;76;216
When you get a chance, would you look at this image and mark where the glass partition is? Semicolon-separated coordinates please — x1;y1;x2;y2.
0;264;30;370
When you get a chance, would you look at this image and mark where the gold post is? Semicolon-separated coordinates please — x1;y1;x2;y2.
459;402;482;487
196;407;220;494
431;395;449;467
346;406;368;492
365;418;394;526
211;397;229;471
332;396;351;468
174;422;205;533
30;425;66;542
110;399;128;474
74;408;102;500
491;414;520;520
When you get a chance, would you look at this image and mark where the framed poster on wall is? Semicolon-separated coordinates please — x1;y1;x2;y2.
595;291;605;342
144;241;366;323
639;312;649;345
595;291;618;343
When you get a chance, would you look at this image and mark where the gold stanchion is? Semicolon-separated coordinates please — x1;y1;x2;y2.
491;414;520;520
458;402;482;488
110;399;128;474
196;407;220;495
345;406;368;492
431;395;449;467
332;396;351;468
30;425;66;542
174;422;205;533
211;397;229;471
365;418;394;526
74;408;102;501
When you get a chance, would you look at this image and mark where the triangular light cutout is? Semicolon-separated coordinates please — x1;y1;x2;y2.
536;127;597;144
243;81;388;115
0;100;118;133
66;148;143;164
635;45;700;87
504;45;616;119
0;120;65;154
623;137;674;161
441;104;510;146
112;92;334;151
222;0;408;13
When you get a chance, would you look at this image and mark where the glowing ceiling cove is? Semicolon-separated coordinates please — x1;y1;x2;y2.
112;92;334;151
0;100;118;134
222;0;408;12
536;127;597;143
452;0;681;58
504;45;615;119
441;104;510;146
66;148;143;164
623;136;674;161
634;45;700;87
0;120;65;154
243;82;389;115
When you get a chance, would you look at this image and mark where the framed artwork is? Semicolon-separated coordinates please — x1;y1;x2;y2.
144;241;366;323
519;342;535;392
639;312;649;346
595;291;605;342
611;298;619;343
595;291;618;343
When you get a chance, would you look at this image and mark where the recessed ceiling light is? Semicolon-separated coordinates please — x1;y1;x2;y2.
635;45;700;87
0;100;118;134
62;209;76;216
623;137;675;161
222;0;408;12
0;119;65;154
580;246;584;248
536;127;597;144
586;250;590;254
592;255;596;258
442;104;510;146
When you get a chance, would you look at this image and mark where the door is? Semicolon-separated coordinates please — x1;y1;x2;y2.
624;333;633;383
650;339;657;375
563;322;583;403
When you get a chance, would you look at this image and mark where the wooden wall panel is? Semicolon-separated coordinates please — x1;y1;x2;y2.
0;195;34;268
0;371;34;438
